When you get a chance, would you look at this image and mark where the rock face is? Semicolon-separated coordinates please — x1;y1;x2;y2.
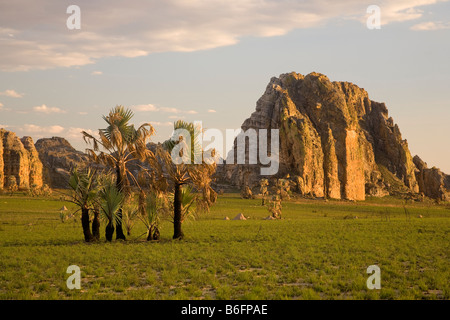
220;72;423;200
21;136;44;188
0;129;43;189
413;156;450;201
35;137;91;188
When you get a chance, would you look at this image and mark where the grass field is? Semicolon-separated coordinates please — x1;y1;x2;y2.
0;192;449;300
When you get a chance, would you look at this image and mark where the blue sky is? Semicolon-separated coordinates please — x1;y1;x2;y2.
0;0;449;172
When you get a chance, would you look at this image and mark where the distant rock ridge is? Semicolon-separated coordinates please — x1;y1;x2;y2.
218;72;448;200
34;136;93;188
0;131;99;190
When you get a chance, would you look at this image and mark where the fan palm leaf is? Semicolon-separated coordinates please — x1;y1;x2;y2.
99;178;125;226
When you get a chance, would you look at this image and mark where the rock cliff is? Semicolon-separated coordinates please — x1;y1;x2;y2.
413;156;450;201
219;72;426;200
0;129;43;189
35;137;92;188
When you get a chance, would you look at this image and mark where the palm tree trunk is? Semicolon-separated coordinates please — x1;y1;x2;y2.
173;182;184;239
147;226;161;241
147;226;153;241
81;207;93;242
115;166;126;240
92;208;100;241
105;220;114;242
152;226;160;241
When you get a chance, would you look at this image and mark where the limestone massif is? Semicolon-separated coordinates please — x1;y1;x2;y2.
0;129;43;189
0;131;94;190
34;137;92;188
219;72;449;200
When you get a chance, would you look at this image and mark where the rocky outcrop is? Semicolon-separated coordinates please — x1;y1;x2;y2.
220;72;422;200
34;137;92;188
21;136;44;188
0;129;43;189
413;156;450;201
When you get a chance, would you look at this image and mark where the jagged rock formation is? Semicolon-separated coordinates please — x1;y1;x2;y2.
0;129;43;189
413;156;450;201
21;136;44;188
220;72;427;200
35;137;92;188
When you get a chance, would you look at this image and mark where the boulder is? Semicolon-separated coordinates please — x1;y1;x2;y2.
233;213;247;220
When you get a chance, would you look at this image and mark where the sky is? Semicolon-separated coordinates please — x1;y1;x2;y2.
0;0;449;172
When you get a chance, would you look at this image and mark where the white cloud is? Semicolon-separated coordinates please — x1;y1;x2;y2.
160;107;197;114
91;71;103;75
78;111;88;115
21;124;65;135
13;124;96;143
410;21;450;30
132;104;198;115
207;109;217;113
33;104;67;114
0;124;9;128
132;104;159;112
66;127;96;139
1;0;447;72
0;89;23;98
149;121;173;127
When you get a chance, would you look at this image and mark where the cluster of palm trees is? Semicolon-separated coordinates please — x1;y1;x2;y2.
67;106;217;242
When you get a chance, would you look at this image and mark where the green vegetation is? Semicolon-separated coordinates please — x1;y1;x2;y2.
81;107;217;241
0;192;448;300
82;105;156;240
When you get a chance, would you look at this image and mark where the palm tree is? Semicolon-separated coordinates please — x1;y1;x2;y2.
91;203;101;241
67;168;99;242
168;184;196;225
98;176;125;241
147;120;217;239
139;190;164;241
82;106;155;240
122;200;139;236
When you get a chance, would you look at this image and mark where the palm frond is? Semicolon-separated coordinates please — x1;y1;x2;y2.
67;167;99;208
99;177;125;225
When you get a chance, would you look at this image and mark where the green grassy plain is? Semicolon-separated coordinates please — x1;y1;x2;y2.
0;192;449;300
